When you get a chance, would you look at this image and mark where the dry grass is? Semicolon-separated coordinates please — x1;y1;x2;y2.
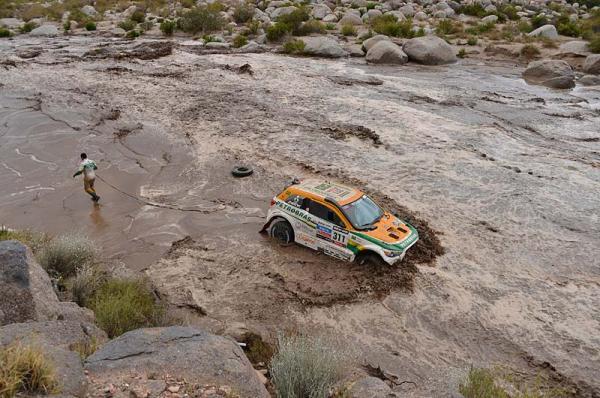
36;232;98;279
0;342;59;398
0;227;51;254
69;337;99;359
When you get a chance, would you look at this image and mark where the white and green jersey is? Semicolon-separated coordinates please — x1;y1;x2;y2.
79;159;97;180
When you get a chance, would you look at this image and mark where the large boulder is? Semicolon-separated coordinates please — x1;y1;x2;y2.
312;3;332;19
522;59;575;89
301;36;348;58
270;5;297;19
583;54;600;75
85;327;270;398
29;24;59;36
527;24;558;39
557;40;590;56
0;18;23;29
362;34;390;52
403;35;457;64
339;12;363;25
579;75;600;86
81;5;98;16
0;240;91;326
0;320;107;398
366;41;408;64
399;4;415;17
348;376;395;398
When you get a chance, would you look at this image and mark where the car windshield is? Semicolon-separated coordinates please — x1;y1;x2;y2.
342;195;383;229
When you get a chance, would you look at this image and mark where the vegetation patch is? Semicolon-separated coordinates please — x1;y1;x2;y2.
520;44;540;59
371;14;417;38
233;2;254;24
0;227;50;254
0;27;11;37
90;278;165;338
297;19;325;35
19;21;37;33
36;232;97;279
233;34;248;48
341;23;357;36
118;19;137;31
241;333;275;365
270;334;352;398
84;21;96;31
0;342;59;398
159;19;175;35
282;38;305;54
179;5;224;34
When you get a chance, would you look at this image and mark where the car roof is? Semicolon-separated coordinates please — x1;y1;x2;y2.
290;180;363;206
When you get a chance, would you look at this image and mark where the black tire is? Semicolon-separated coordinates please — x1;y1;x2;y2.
232;166;253;178
270;219;294;246
355;251;385;267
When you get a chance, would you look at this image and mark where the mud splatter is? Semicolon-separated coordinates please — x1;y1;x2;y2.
321;124;383;146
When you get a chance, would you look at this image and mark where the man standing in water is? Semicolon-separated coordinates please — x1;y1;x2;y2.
73;153;100;202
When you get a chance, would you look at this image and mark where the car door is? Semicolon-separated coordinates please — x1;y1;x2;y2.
304;199;353;261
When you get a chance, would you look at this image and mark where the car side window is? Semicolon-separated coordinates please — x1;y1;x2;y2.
306;200;346;228
285;194;304;208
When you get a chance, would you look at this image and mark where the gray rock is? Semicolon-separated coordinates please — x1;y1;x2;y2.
30;24;59;36
434;10;448;18
528;24;558;39
271;6;298;19
81;5;98;16
481;14;498;24
366;40;408;64
348;376;394;398
352;0;368;7
522;59;575;89
323;13;339;22
346;44;366;57
362;34;390;52
339;12;364;25
205;41;230;49
312;3;332;19
16;48;43;59
367;9;383;19
414;11;428;20
122;5;138;18
386;10;406;20
0;18;23;29
579;74;600;86
85;327;269;398
583;54;600;75
301;36;347;58
240;40;263;52
484;4;497;12
399;4;415;17
403;35;457;64
557;40;590;55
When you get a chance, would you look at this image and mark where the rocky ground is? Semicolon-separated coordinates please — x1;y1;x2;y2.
1;5;599;397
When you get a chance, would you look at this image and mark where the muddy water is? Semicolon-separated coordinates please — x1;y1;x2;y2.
1;36;599;396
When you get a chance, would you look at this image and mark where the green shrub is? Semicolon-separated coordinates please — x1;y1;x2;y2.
518;20;533;33
63;21;71;33
179;6;224;34
341;23;357;36
130;9;146;23
366;2;377;10
266;21;290;41
579;10;600;40
557;20;580;37
588;36;600;53
457;48;467;58
233;2;254;23
19;22;37;33
90;278;165;338
84;21;96;31
247;19;261;34
458;3;486;17
118;19;137;31
467;36;477;45
69;264;104;307
325;22;336;30
282;38;305;54
0;27;11;37
296;19;325;35
139;20;155;32
233;34;248;47
520;43;540;58
36;233;97;279
436;19;461;36
466;22;495;35
202;34;217;42
126;29;140;38
371;14;414;38
0;342;59;397
530;14;548;30
460;368;509;398
277;7;310;34
269;334;351;398
498;4;519;20
160;19;176;35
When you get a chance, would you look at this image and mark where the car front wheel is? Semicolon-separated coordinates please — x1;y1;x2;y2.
355;251;385;267
270;219;294;246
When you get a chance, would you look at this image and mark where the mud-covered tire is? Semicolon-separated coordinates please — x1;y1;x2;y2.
232;166;253;178
270;219;294;246
355;251;385;267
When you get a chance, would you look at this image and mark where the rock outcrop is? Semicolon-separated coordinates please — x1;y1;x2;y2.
366;41;408;65
403;36;457;65
583;54;600;75
301;36;347;58
527;24;559;39
522;59;575;89
30;24;59;36
348;376;395;398
85;327;270;398
362;34;390;52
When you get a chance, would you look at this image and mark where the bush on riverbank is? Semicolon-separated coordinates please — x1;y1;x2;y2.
179;5;224;34
37;233;98;279
0;342;59;397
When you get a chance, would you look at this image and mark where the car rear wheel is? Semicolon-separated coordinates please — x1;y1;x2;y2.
270;219;294;246
355;251;385;267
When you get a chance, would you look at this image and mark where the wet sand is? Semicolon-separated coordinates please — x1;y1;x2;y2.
1;36;599;396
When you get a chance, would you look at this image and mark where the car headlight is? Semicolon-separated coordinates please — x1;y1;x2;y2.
383;250;401;257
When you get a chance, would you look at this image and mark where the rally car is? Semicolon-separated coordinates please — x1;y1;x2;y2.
261;180;419;265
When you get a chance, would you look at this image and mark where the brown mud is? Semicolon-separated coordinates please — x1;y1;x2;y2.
1;36;599;397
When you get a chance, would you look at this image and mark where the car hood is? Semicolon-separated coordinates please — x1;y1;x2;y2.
358;213;418;247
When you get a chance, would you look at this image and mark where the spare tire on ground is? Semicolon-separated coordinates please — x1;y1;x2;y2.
232;166;253;177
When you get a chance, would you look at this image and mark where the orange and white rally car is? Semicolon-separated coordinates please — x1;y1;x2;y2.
262;180;419;265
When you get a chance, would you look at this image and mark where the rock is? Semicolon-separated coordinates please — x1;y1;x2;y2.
85;327;269;398
528;24;558;39
16;48;43;59
366;9;383;19
323;13;339;22
206;41;230;49
403;35;457;65
125;41;174;59
363;34;390;52
522;59;575;89
111;27;126;35
255;369;268;385
29;24;59;36
399;4;415;17
583;54;600;75
240;41;263;52
579;74;600;86
484;4;497;12
301;36;347;58
386;10;406;20
312;4;332;19
414;11;428;20
122;5;138;18
0;18;23;29
557;40;589;55
481;14;498;24
348;376;394;398
81;5;98;16
270;6;297;19
434;10;448;18
366;40;408;64
339;12;363;25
